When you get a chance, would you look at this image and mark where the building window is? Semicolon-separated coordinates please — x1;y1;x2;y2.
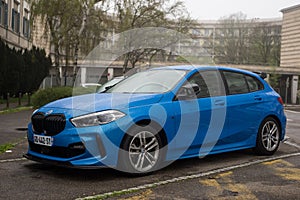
192;29;200;35
205;29;210;36
23;9;29;37
0;0;8;27
11;0;20;33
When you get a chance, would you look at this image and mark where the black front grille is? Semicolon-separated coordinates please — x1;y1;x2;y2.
31;112;44;133
29;141;85;158
32;113;66;136
44;114;66;136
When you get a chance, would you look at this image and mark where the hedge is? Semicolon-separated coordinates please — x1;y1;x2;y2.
31;87;97;108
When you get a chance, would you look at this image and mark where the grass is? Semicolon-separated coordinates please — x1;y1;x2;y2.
0;106;33;115
0;143;16;154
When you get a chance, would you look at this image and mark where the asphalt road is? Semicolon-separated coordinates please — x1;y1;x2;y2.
0;109;299;200
0;109;32;145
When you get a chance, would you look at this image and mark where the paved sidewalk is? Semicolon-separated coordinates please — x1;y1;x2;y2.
0;109;33;145
285;104;300;112
0;102;29;111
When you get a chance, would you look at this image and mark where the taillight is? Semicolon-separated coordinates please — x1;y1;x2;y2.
277;97;284;105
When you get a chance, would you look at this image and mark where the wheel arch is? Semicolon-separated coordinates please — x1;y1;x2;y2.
120;119;168;149
260;114;283;140
117;119;169;173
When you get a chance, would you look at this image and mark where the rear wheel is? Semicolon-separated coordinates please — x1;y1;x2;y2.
118;125;163;174
254;117;280;155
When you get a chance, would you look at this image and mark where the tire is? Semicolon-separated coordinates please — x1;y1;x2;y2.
254;117;281;156
118;125;164;174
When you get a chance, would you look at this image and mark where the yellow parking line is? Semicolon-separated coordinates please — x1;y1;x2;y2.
263;159;294;167
200;179;221;189
200;171;257;200
263;159;300;181
118;189;153;200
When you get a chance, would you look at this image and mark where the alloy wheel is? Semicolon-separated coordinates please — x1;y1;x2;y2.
261;121;280;152
128;131;160;172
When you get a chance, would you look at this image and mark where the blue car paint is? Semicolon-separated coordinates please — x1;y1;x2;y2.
26;66;286;168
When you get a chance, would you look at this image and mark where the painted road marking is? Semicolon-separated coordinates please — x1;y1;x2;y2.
118;189;153;200
199;171;257;200
263;159;300;182
285;110;300;114
284;140;300;149
76;152;300;200
0;158;26;163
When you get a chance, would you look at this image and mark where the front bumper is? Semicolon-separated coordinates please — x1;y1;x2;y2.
26;118;131;168
23;154;108;169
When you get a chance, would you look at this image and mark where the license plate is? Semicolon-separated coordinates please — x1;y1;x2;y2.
33;134;53;146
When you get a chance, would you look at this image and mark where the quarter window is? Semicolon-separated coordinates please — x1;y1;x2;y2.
245;75;263;92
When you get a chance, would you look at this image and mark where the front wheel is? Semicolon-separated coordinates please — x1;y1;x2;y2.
118;125;163;174
254;117;281;155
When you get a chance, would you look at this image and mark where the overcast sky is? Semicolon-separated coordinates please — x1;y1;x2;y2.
183;0;300;20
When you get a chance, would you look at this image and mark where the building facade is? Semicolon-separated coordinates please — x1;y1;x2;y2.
0;0;30;49
281;4;300;104
186;18;282;65
281;5;300;68
14;2;297;104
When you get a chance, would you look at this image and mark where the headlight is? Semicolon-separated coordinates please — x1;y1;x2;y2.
70;110;125;127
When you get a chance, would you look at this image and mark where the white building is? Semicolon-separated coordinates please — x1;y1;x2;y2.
0;0;30;49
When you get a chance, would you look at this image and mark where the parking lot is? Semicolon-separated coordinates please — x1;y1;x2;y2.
0;109;299;200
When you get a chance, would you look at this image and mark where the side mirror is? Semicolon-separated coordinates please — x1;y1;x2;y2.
176;83;200;100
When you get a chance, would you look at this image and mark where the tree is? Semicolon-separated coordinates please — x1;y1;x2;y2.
110;0;191;73
0;39;51;97
0;40;8;95
249;21;281;66
23;47;51;92
212;12;252;64
29;0;108;85
210;12;281;67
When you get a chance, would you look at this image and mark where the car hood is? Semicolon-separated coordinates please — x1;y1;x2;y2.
39;93;163;117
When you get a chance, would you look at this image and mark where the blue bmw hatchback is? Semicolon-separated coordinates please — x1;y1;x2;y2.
25;66;286;174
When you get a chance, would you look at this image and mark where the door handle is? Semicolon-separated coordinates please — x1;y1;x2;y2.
254;95;262;101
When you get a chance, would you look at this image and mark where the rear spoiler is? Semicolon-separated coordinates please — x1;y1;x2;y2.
253;71;267;79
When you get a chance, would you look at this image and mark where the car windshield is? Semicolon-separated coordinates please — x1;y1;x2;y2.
106;69;187;94
97;77;124;93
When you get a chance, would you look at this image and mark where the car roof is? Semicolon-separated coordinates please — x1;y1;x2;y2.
152;65;262;79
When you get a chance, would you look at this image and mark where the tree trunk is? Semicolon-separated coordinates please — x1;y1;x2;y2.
54;44;61;86
123;54;129;74
64;42;70;86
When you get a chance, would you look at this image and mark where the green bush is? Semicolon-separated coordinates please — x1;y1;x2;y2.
72;86;98;96
32;87;99;108
31;87;73;108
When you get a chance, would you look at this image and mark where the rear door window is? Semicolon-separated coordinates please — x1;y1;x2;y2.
223;71;249;95
222;71;264;95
